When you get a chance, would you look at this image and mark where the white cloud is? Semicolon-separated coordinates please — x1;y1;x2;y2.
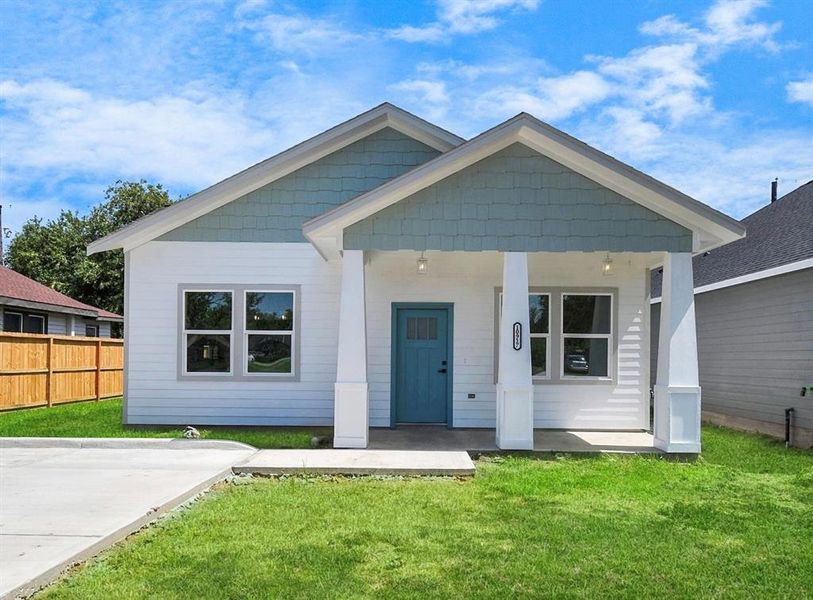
438;0;540;34
390;79;449;104
786;76;813;107
240;11;365;53
389;24;446;43
471;71;611;122
0;79;276;190
592;43;711;124
389;0;539;43
640;0;781;53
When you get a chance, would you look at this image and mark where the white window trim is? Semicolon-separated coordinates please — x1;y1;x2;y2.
560;292;613;381
4;311;23;332
181;289;234;377
243;289;297;378
85;324;99;337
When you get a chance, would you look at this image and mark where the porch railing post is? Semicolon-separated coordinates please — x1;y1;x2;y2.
333;249;369;448
496;252;534;449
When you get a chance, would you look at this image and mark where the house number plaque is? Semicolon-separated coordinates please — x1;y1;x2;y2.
512;322;522;350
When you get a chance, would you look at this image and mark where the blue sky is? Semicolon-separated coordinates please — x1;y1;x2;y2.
1;0;811;234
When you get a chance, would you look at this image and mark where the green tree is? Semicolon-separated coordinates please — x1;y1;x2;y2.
7;180;172;317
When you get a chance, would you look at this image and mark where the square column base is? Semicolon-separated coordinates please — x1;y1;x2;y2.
654;385;701;453
496;384;534;450
334;382;369;448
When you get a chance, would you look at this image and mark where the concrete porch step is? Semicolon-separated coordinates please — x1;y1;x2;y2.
233;449;476;477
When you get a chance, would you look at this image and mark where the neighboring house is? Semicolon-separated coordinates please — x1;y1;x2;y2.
0;265;123;337
88;103;744;452
652;181;813;448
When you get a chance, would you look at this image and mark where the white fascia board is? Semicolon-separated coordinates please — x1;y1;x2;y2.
304;114;745;252
87;104;463;255
650;258;813;303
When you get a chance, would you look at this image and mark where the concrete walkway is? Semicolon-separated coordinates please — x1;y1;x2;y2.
0;439;256;600
233;449;475;476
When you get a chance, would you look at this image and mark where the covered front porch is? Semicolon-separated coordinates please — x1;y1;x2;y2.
330;248;698;453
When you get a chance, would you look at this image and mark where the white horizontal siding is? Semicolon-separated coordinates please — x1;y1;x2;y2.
127;242;651;429
366;251;650;429
126;241;340;425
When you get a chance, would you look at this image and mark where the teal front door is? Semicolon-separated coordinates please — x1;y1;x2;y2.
393;306;451;425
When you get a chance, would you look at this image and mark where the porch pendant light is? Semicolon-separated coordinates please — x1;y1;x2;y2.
601;253;613;276
416;251;428;275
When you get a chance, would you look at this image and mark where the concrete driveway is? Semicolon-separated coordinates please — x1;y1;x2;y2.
0;439;256;599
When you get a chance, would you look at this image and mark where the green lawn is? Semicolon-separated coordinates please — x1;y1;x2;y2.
37;426;813;599
0;398;315;449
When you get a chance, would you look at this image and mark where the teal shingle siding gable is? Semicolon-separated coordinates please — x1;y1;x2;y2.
343;143;693;253
158;128;441;243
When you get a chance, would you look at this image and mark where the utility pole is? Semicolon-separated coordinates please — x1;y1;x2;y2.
0;203;8;265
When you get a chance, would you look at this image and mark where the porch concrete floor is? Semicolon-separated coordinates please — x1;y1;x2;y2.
368;427;659;453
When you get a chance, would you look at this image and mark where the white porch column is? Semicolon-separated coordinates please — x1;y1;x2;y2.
333;249;369;448
654;252;701;453
496;252;534;450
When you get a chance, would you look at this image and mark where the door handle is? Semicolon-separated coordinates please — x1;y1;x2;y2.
437;368;447;373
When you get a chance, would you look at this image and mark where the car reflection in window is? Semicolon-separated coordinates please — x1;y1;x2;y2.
564;353;589;374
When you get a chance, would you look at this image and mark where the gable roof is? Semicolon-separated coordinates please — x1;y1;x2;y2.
303;113;745;257
88;103;464;255
651;180;813;298
0;265;123;321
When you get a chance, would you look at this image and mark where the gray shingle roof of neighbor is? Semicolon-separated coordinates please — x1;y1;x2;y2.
651;180;813;298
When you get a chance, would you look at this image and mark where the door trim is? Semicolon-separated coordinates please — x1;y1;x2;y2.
390;303;454;429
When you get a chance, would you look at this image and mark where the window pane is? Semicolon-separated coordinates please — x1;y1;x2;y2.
3;312;22;332
407;317;417;340
531;337;547;376
427;317;437;340
563;295;611;334
563;338;609;377
186;334;230;372
529;295;549;334
23;315;45;334
246;292;293;331
185;292;232;330
85;325;98;337
247;334;292;373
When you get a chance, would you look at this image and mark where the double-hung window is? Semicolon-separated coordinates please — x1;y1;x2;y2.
498;292;551;379
528;294;550;378
183;291;233;374
561;293;612;379
245;290;295;376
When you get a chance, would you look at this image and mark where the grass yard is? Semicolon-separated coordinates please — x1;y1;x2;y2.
37;426;813;599
0;398;315;449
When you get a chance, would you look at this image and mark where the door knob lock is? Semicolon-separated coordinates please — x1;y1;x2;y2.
437;368;447;373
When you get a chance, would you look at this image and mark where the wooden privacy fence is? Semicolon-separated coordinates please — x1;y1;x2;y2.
0;332;124;411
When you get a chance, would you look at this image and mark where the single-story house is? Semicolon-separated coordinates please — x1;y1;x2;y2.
0;265;122;337
652;180;812;448
88;103;745;452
